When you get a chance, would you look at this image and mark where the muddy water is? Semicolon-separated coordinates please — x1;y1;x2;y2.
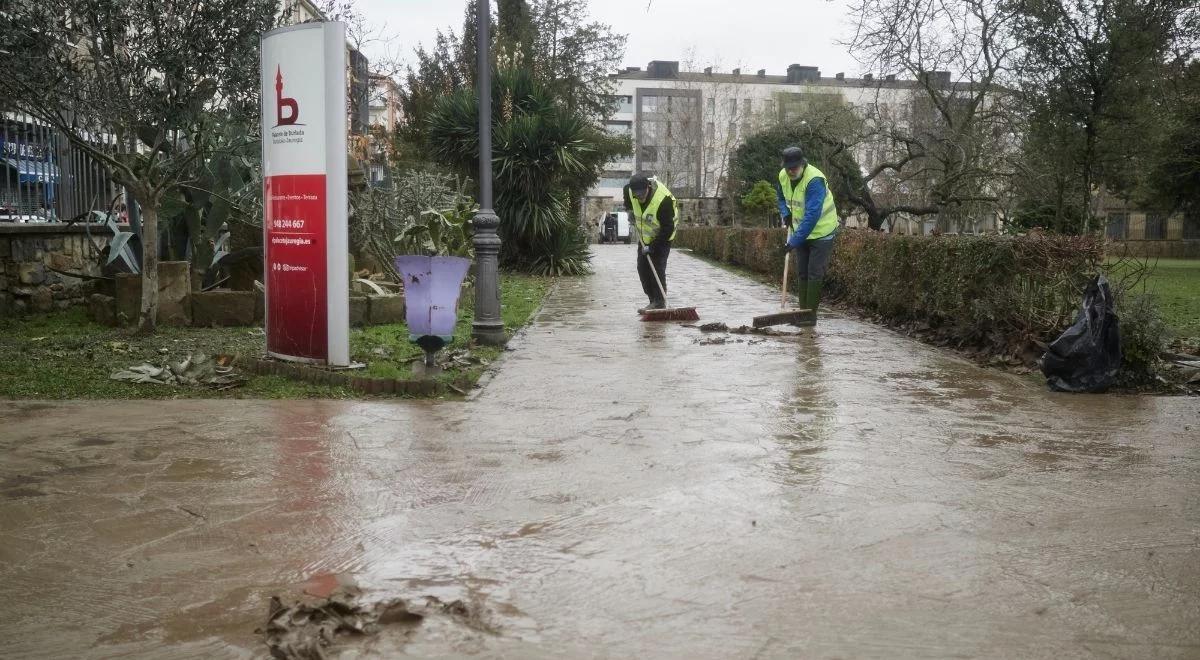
1;245;1197;658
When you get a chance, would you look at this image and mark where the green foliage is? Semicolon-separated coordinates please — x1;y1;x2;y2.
1112;293;1170;388
1;0;280;331
0;275;551;399
401;0;626;147
395;207;475;260
1007;197;1089;235
674;227;1170;384
730;120;866;223
1012;0;1199;229
351;170;477;282
1135;62;1200;219
1106;257;1200;344
427;67;595;275
740;181;779;227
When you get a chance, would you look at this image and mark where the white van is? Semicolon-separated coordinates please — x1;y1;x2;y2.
598;211;631;244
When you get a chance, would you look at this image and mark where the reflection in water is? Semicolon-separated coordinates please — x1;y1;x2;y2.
274;404;334;514
772;336;836;486
270;404;373;584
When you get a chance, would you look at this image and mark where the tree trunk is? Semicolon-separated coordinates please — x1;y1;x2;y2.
138;203;160;334
1082;123;1096;234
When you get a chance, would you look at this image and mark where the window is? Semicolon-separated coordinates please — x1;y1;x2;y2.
598;171;632;188
743;98;752;116
706;146;715;162
638;145;659;162
1184;211;1200;239
641;120;663;141
675;97;698;114
1145;213;1167;240
706;121;714;138
641;95;660;113
604;121;632;136
763;99;775;116
706;98;714;115
1106;212;1129;240
728;98;737;116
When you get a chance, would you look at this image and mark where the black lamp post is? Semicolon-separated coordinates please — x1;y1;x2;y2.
471;0;505;345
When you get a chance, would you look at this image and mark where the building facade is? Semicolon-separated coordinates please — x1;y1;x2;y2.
585;60;953;228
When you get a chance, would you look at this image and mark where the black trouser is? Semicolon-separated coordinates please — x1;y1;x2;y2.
792;237;835;281
791;236;836;311
637;242;671;305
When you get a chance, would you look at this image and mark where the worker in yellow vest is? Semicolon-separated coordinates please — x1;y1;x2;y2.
776;146;839;326
624;173;678;314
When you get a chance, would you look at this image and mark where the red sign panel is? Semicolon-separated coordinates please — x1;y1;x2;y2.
265;174;328;360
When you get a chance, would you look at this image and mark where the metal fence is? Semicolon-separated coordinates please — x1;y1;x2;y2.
1;113;122;224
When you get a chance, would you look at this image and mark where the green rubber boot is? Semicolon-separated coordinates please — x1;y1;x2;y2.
805;279;824;326
790;279;822;327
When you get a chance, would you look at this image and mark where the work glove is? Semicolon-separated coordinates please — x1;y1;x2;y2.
781;213;792;229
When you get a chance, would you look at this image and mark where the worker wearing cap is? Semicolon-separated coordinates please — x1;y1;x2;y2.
623;173;678;313
776;146;839;325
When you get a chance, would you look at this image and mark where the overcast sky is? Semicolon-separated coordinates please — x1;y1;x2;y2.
354;0;867;79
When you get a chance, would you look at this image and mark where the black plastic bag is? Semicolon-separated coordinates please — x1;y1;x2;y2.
1040;275;1122;393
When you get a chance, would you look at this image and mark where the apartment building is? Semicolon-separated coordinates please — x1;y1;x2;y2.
586;60;950;224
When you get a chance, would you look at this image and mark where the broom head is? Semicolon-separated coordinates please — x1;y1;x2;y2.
752;308;815;328
641;306;700;322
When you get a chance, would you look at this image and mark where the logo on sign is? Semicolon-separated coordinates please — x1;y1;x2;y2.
275;65;301;127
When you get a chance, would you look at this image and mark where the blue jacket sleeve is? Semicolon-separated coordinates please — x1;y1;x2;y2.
774;180;790;220
787;177;827;247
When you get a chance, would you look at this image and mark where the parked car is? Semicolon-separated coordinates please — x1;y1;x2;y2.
0;209;40;223
598;211;631;244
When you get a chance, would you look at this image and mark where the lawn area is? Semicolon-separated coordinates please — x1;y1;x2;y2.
0;273;551;399
1108;258;1200;347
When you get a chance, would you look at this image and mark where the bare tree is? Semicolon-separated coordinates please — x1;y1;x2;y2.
846;0;1022;232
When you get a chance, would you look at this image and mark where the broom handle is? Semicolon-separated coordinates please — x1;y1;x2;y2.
781;250;791;310
644;246;669;307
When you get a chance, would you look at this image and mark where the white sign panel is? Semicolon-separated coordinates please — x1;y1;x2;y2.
260;22;349;366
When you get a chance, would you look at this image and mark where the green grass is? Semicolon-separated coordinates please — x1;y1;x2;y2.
1107;258;1200;347
0;273;552;399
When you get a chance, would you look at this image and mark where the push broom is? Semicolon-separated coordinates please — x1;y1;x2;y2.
639;238;699;322
752;250;815;327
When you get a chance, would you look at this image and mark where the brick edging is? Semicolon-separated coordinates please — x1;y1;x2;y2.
238;356;465;397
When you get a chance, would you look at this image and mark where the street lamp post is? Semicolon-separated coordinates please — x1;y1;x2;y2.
471;0;505;346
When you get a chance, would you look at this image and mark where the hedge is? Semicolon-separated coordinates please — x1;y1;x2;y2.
676;227;1108;356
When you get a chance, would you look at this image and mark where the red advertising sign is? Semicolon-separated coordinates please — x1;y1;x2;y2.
261;22;349;365
265;174;328;359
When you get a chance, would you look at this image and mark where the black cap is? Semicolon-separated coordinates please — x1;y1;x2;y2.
781;146;805;168
629;172;651;194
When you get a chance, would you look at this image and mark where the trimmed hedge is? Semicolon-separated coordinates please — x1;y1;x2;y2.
676;227;1106;354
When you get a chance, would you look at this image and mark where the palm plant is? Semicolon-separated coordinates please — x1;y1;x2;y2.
427;67;594;275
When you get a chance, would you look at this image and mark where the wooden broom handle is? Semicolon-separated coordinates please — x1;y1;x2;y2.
781;250;791;310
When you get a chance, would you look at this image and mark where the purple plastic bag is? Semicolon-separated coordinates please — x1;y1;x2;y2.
394;255;471;341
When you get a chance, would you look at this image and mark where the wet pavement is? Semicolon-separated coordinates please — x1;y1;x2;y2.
1;244;1198;659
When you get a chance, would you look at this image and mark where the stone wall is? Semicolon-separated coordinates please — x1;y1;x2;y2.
676;197;732;227
0;224;113;318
